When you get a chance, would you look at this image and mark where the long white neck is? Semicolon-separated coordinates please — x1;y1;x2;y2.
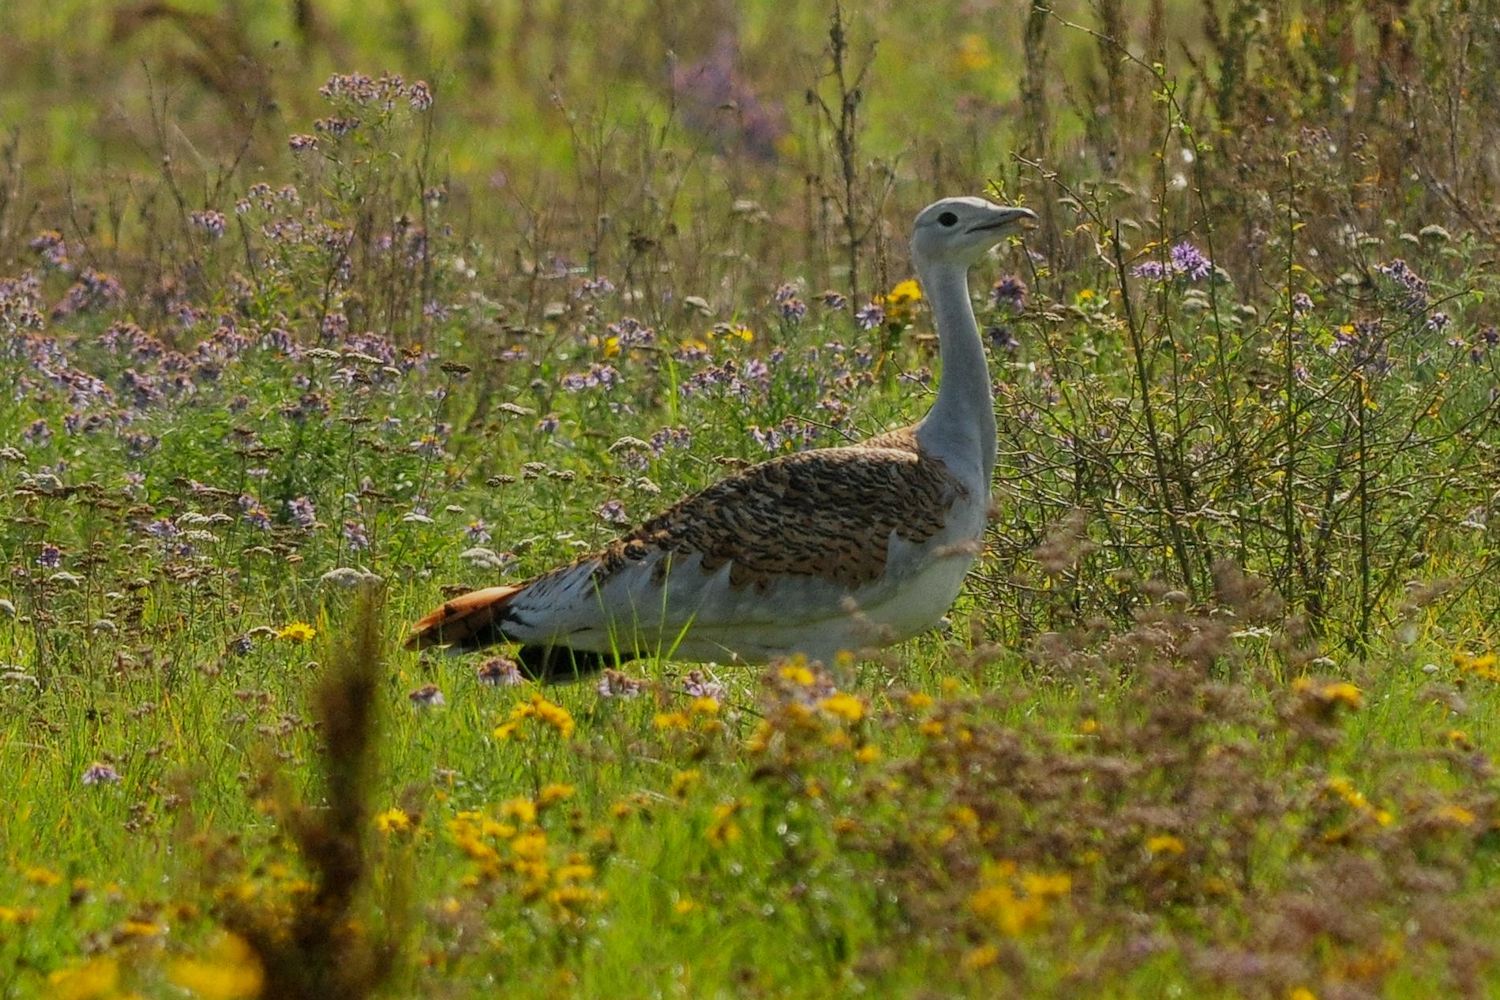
914;258;996;492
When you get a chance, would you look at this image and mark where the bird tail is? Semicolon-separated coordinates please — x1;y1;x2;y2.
404;585;524;652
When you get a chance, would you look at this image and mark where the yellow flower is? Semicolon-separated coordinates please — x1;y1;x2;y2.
689;696;720;716
277;621;316;642
818;693;865;724
778;663;815;686
373;807;412;835
886;279;922;308
538;783;574;807
510;831;548;862
1288;988;1318;1000
1145;834;1186;856
654;711;690;731
673;897;700;915
670;769;701;799
962;945;1000;972
168;933;264;1000
855;744;881;764
23;866;61;887
0;905;38;924
955;33;992;73
499;797;538;825
495;694;575;741
707;800;744;847
48;957;119;1000
1433;803;1476;827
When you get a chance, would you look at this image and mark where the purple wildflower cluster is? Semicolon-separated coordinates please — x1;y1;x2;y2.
319;71;434;113
1133;241;1214;283
1376;259;1430;315
749;418;818;454
854;302;885;330
562;363;622;392
1329;320;1392;377
774;283;807;322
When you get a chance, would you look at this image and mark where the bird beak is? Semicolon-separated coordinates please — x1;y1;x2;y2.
967;207;1037;235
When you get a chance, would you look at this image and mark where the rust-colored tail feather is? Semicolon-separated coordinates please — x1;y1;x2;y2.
404;585;523;652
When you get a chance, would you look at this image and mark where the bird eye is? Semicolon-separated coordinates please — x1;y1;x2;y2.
938;211;958;227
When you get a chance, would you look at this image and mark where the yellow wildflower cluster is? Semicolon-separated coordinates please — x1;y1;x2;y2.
48;956;120;1000
1292;677;1364;710
493;693;575;742
967;860;1072;938
818;693;865;724
168;932;265;1000
707;799;745;847
1322;776;1393;841
446;803;604;916
653;696;723;737
1454;650;1499;681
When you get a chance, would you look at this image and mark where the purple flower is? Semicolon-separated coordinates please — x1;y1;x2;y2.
288;133;319;152
190;210;228;239
987;325;1020;352
407;80;433;111
854;303;885;330
536;414;561;434
1170;242;1213;282
36;543;62;569
991;274;1027;313
28;230;70;270
597;669;647;699
1426;311;1450;331
477;657;523;686
408;684;446;707
820;290;847;311
1291;292;1314;315
343;520;370;551
287;496;317;530
82;762;121;785
464;519;491;543
682;669;725;701
1132;260;1168;281
597;499;629;525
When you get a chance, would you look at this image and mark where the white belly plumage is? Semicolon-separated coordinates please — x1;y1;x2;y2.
501;494;987;665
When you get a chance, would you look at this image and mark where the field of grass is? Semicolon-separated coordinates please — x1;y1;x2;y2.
2;1;1499;997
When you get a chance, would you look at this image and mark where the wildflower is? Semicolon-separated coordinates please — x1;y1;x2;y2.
654;711;690;731
495;694;576;741
47;956;119;1000
167;933;264;1000
1432;803;1476;827
820;290;847;310
990;274;1027;313
962;944;1001;971
1132;259;1167;281
707;799;744;846
854;302;885;330
24;866;61;887
478;657;523;686
407;80;433;111
670;769;701;798
408;684;446;707
596;499;629;524
274;621;315;643
36;542;62;569
673;897;700;915
288;133;319;152
818;693;865;724
597;669;646;698
779;663;815;687
1145;833;1186;856
538;783;574;807
190;210;228;239
1169;241;1213;281
29;229;70;269
286;496;316;529
1291;291;1314;315
82;762;121;785
682;669;724;700
343;520;371;551
374;807;413;834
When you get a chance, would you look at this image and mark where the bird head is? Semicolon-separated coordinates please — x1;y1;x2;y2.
910;196;1035;268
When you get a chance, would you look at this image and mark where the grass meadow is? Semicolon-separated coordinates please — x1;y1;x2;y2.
2;0;1499;996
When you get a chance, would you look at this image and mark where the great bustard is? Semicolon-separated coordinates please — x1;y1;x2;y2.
406;196;1035;680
